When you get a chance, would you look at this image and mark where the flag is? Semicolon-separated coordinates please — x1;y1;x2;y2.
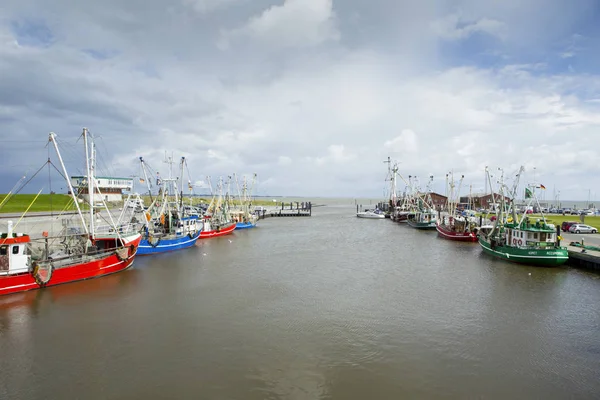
540;184;546;189
525;188;532;199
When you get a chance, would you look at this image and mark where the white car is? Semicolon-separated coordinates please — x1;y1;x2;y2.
568;224;597;234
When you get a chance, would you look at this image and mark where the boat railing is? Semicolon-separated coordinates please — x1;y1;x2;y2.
94;223;139;236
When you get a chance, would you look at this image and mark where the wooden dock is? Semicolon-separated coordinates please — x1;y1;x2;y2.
256;201;313;219
268;210;311;217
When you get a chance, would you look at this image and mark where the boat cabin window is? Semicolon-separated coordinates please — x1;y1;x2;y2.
12;246;19;255
0;246;6;255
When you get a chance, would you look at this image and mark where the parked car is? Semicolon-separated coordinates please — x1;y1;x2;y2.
561;221;579;232
568;224;597;234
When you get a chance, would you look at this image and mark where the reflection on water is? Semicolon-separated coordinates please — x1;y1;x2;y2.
1;203;599;399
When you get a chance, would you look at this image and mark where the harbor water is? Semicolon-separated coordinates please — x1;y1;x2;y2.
1;202;599;399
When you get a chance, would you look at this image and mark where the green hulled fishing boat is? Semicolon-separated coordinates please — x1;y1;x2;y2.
407;209;437;229
406;175;437;230
478;166;568;266
478;220;568;266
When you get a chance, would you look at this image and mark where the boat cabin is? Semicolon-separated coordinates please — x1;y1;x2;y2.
0;221;31;275
504;219;558;248
175;216;199;236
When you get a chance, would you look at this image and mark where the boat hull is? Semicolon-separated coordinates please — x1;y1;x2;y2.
407;220;437;229
394;214;408;222
198;222;236;239
0;234;142;296
137;230;201;255
235;222;257;230
478;237;568;266
436;224;478;242
356;213;385;219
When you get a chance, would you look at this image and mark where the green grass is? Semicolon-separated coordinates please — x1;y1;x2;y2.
474;212;600;230
530;214;600;231
0;194;86;213
1;194;310;214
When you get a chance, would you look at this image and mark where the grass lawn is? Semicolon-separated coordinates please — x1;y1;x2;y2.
0;194;85;213
531;214;600;231
475;212;600;230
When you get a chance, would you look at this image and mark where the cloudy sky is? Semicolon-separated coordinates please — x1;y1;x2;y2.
1;0;600;200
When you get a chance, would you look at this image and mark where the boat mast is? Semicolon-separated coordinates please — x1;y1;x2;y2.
179;157;185;212
456;174;465;214
48;132;89;235
83;128;95;238
391;162;398;207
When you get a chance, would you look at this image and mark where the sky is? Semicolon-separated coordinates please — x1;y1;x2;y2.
1;0;600;200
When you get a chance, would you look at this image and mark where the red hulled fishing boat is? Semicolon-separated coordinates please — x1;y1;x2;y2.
436;216;478;242
0;130;142;296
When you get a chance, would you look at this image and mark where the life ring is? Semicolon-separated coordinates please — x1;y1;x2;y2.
116;246;129;261
518;239;523;246
513;238;517;245
32;261;53;286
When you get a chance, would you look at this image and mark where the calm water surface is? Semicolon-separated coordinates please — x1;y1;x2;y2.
1;203;600;399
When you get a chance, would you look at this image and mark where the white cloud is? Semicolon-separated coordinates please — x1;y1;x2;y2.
384;130;418;153
182;0;242;14
431;13;506;41
278;156;292;166
1;0;600;199
315;145;355;166
219;0;339;49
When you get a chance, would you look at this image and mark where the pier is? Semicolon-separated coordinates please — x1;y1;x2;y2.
256;201;313;219
566;243;600;271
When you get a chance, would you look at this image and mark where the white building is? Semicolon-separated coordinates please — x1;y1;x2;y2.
70;176;133;203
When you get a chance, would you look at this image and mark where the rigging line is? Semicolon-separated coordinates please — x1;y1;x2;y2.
48;160;69;182
12;161;51;195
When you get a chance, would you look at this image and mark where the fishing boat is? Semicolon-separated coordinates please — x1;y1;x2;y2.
407;176;437;230
0;130;142;296
199;217;237;238
232;173;259;230
233;214;258;230
133;156;202;255
436;216;478;241
478;167;568;266
198;177;236;239
356;209;386;219
407;209;437;229
436;172;478;241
